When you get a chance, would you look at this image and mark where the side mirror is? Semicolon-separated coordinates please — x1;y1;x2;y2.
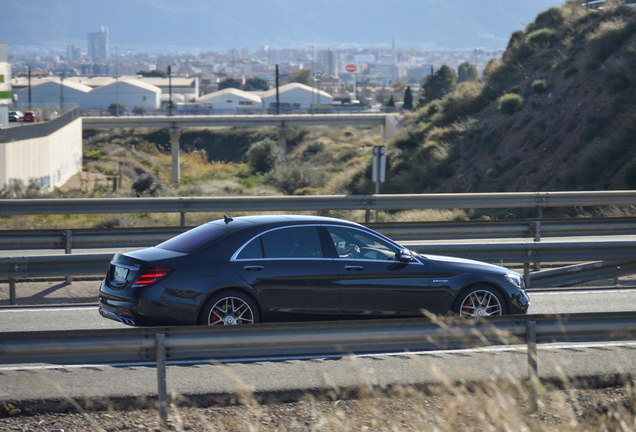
397;249;412;263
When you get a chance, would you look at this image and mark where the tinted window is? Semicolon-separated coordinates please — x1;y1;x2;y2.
237;237;263;259
327;226;398;260
260;226;323;258
157;224;227;253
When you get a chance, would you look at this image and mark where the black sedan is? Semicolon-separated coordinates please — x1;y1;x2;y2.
99;215;530;326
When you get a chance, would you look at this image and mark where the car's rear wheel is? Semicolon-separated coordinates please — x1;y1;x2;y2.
454;285;507;317
200;290;259;325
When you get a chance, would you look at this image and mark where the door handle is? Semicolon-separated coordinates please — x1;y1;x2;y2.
344;265;364;271
244;265;264;271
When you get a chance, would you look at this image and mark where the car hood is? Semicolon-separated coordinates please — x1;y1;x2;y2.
420;254;514;274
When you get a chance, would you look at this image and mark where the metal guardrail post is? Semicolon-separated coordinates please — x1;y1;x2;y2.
527;321;538;413
180;212;185;227
64;229;72;284
156;333;168;429
524;263;531;289
9;277;16;305
534;221;541;271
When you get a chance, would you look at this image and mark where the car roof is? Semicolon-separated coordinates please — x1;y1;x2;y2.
209;214;364;232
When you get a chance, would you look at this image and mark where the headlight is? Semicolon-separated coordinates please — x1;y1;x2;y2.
504;273;522;289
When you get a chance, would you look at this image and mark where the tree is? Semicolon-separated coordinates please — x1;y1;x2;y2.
457;61;478;83
218;78;242;90
421;65;456;104
245;138;283;174
289;69;312;86
137;70;168;78
386;95;395;107
403;86;413;110
243;77;269;91
392;78;407;93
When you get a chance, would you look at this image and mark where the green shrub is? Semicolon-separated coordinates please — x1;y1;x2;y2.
588;18;636;62
266;162;326;194
245;138;283;174
532;80;548;94
580;115;608;143
526;7;565;32
526;28;559;47
132;173;168;197
302;141;325;159
498;93;524;115
564;66;579;78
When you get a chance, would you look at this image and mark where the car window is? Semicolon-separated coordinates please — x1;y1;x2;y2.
236;237;263;259
157;224;227;253
260;226;324;258
326;226;398;260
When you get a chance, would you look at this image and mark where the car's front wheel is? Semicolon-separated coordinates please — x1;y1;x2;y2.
453;285;507;317
200;290;260;325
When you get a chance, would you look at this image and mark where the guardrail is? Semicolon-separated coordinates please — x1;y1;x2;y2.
1;312;635;425
81;106;399;117
2;217;634;252
3;237;636;304
2;191;636;219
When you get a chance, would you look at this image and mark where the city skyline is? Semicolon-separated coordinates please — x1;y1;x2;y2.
3;0;565;55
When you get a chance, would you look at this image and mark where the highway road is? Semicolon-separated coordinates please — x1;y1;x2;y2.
1;288;635;403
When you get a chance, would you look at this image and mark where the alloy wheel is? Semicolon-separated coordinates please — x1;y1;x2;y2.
459;290;503;317
208;296;255;325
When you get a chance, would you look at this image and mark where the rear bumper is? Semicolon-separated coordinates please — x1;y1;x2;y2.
98;278;200;326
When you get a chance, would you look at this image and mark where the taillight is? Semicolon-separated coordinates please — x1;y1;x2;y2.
132;266;174;288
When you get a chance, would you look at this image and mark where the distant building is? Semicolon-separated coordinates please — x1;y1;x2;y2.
66;45;82;61
83;79;161;110
88;26;109;61
16;80;91;109
198;87;262;110
0;42;11;127
262;83;332;109
320;49;338;77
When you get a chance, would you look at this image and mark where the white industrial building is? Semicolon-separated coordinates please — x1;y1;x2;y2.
198;87;263;110
16;80;91;109
82;79;161;109
0;42;10;127
262;83;333;109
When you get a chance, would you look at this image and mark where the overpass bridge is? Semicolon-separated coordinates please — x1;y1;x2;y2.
82;112;403;182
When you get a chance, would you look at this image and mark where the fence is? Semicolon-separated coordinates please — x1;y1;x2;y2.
2;312;636;426
2;191;636;220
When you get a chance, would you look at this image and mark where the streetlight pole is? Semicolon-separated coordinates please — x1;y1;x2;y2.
168;64;172;116
115;45;119;116
311;45;314;114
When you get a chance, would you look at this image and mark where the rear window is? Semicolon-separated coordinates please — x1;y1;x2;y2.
156;224;227;253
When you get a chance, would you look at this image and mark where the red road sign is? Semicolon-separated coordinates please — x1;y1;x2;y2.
345;64;357;73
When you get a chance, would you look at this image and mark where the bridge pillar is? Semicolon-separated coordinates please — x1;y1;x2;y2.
169;126;180;183
278;123;287;156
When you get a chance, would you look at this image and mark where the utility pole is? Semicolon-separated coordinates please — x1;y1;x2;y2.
311;45;314;114
168;64;172;116
275;64;280;115
115;45;119;117
27;66;31;111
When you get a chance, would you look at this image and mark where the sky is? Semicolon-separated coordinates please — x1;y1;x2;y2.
2;0;567;53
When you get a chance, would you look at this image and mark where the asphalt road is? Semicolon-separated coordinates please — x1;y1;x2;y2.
1;288;636;403
2;287;635;332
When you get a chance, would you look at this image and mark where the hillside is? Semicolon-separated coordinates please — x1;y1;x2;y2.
349;1;636;196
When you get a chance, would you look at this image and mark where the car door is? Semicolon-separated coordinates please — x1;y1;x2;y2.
323;225;432;317
231;225;339;320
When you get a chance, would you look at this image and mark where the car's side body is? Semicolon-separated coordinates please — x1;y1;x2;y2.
99;215;530;326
